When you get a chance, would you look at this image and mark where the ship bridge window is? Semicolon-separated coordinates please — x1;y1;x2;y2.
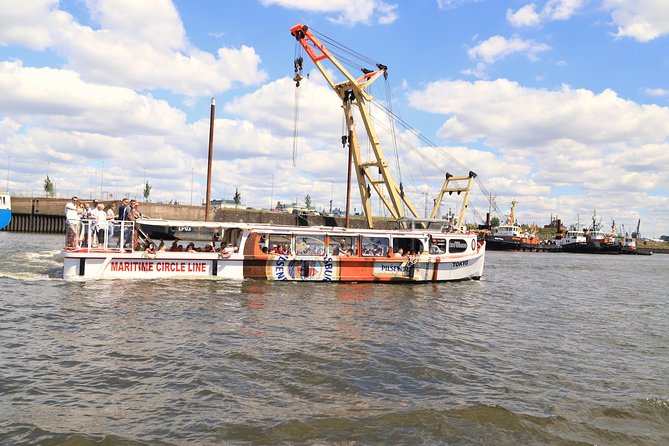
295;234;325;256
392;237;424;255
448;238;468;253
328;235;357;256
268;234;292;255
361;236;389;257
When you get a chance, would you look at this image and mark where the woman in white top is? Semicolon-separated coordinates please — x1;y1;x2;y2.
93;204;108;247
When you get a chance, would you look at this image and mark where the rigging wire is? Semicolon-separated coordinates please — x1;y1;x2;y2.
292;42;305;167
298;27;499;222
312;28;378;67
383;78;403;186
371;99;504;220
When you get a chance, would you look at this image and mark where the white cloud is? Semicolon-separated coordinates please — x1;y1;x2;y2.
409;79;669;147
643;87;669;97
0;61;186;136
223;73;342;141
604;0;669;42
436;0;482;10
468;35;551;64
0;0;267;96
0;0;59;50
260;0;398;25
506;4;541;27
507;0;585;27
406;78;669;219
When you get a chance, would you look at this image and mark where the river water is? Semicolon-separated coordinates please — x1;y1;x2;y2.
0;231;668;445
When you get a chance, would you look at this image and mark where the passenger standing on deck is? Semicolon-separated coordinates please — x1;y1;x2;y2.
105;204;116;241
64;196;81;248
93;203;108;247
127;201;144;249
123;199;136;248
117;198;130;247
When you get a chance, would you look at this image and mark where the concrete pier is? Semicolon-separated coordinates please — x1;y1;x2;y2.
2;197;396;233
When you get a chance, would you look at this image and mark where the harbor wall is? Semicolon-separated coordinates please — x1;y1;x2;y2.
3;196;398;234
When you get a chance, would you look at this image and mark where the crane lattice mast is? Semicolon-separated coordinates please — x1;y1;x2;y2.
290;24;474;229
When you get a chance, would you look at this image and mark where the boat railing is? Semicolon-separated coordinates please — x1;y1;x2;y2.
396;217;457;232
71;219;136;253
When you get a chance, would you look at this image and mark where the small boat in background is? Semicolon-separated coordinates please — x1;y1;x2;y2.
484;200;540;251
0;195;11;230
620;219;652;255
561;211;621;254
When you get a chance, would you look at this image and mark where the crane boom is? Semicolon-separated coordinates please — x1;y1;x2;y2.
290;24;473;229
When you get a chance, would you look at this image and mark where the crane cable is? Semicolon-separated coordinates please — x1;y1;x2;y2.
292;43;304;167
297;27;502;222
372;99;505;220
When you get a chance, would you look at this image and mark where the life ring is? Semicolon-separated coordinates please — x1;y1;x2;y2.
471;239;476;250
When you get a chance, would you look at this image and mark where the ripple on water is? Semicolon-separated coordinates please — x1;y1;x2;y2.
1;235;668;445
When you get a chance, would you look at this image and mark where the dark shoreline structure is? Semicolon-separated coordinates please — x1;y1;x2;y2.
3;196;665;254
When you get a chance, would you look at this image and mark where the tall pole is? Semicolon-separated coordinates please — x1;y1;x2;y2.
101;161;104;198
5;154;9;192
205;98;215;221
345;131;353;228
270;174;274;210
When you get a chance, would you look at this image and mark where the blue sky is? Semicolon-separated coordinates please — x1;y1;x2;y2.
1;0;668;237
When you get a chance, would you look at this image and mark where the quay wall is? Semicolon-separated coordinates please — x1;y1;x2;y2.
3;196;397;234
5;197;668;253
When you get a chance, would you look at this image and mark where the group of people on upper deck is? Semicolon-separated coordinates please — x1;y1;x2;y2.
64;196;143;249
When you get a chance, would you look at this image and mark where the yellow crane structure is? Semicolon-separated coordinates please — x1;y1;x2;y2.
290;24;476;229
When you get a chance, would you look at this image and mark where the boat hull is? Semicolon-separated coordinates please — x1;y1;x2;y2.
0;195;11;230
484;236;540;251
62;248;485;282
562;242;621;254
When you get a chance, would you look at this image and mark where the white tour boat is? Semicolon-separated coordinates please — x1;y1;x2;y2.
62;218;485;282
62;23;486;282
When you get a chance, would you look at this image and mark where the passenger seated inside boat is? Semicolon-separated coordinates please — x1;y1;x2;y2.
220;243;234;257
330;237;355;256
362;236;389;257
394;248;405;257
145;243;157;255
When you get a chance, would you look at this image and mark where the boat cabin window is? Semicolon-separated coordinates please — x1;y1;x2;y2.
361;236;389;257
392;237;424;255
268;234;292;255
429;238;447;254
448;238;468;253
295;234;325;256
328;236;357;256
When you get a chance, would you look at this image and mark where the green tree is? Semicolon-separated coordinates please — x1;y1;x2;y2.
304;194;312;209
143;181;152;201
233;188;241;206
490;216;500;227
44;175;55;198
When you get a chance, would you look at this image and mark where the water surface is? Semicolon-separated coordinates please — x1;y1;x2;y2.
1;232;668;445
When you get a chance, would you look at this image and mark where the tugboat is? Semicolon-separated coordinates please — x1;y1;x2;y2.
562;211;621;254
620;219;652;255
484;200;541;251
